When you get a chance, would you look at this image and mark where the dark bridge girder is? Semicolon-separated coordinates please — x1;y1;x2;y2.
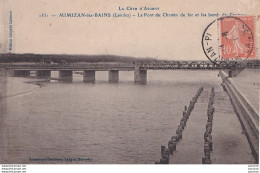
136;60;245;70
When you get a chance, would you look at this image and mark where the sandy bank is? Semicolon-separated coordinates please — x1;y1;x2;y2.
0;77;41;98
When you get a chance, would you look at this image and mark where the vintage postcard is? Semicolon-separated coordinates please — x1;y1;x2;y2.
0;0;259;171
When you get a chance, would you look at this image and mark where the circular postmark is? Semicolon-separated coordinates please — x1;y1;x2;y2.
202;16;255;67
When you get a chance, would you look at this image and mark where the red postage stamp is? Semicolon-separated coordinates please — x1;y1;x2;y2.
220;16;255;59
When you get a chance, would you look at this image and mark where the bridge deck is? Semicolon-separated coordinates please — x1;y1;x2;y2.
0;60;248;71
0;63;135;71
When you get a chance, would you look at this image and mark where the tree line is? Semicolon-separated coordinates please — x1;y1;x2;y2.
0;53;156;63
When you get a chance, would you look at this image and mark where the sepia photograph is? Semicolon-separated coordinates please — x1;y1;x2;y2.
0;0;259;172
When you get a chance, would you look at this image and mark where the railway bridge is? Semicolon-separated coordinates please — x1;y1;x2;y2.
0;60;255;84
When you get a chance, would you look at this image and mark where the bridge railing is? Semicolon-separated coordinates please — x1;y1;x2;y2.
136;60;241;70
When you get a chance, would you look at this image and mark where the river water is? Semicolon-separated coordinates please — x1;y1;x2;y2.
0;70;231;164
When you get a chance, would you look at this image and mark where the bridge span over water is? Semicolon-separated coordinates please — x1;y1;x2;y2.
0;60;258;84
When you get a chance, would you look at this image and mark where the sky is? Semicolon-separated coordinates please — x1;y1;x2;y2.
0;0;259;60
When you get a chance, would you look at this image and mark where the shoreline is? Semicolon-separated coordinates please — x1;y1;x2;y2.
1;77;42;99
219;70;259;163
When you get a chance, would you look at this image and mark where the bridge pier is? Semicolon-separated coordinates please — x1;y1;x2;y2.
13;70;30;77
36;70;51;79
83;70;95;83
134;67;147;84
108;70;119;83
59;70;73;82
